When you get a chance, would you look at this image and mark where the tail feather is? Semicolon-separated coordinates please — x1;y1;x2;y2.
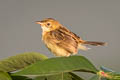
78;44;90;50
83;41;106;46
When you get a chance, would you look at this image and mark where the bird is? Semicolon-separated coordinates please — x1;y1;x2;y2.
36;18;106;57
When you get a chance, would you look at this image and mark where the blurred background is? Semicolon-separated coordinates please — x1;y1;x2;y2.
0;0;120;76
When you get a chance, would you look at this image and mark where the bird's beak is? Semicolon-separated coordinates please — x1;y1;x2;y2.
35;21;43;25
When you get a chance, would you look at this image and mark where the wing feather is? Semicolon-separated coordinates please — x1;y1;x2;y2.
49;27;78;53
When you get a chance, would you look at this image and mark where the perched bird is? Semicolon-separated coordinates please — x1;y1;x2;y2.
36;18;105;57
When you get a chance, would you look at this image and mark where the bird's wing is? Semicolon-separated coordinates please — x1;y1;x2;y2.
50;28;78;53
58;27;84;43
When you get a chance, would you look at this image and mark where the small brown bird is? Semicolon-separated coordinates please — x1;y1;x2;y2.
36;18;105;57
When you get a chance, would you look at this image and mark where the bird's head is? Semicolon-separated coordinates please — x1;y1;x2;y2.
36;18;61;32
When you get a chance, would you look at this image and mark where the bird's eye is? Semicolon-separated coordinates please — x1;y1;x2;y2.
47;23;50;26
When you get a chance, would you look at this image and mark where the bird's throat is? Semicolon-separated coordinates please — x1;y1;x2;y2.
41;26;50;32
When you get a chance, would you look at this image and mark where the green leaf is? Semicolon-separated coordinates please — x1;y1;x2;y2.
0;52;48;72
101;78;108;80
34;72;84;80
35;73;72;80
89;75;110;80
11;76;32;80
0;71;12;80
89;75;100;80
109;72;120;80
69;72;84;80
13;55;98;77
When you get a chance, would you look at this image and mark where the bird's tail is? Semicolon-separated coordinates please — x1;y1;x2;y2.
83;41;106;46
78;41;106;50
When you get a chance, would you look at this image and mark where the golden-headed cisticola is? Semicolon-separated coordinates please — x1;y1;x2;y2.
36;18;105;57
